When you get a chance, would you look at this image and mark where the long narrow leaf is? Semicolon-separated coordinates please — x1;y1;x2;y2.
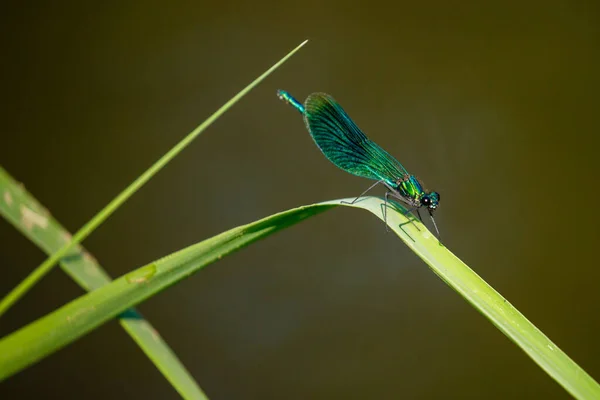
0;198;598;399
0;202;333;380
0;167;207;399
340;198;600;400
0;39;308;317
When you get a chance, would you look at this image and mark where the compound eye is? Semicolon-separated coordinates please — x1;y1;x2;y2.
422;197;431;206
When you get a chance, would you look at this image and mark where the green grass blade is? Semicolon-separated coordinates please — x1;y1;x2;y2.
0;39;308;318
335;198;600;400
0;167;208;400
0;197;597;399
0;202;334;380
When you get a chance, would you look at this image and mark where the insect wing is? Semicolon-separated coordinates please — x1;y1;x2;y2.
303;93;408;183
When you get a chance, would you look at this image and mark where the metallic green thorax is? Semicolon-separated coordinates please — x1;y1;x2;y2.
277;89;440;217
398;175;425;201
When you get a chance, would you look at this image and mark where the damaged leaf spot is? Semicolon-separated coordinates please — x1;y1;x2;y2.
20;205;49;231
144;323;162;342
126;264;157;284
3;191;13;207
83;251;98;266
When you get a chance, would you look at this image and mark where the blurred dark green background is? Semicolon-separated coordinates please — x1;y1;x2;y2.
1;1;599;399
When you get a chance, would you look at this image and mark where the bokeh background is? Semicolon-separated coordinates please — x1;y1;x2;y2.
1;1;599;399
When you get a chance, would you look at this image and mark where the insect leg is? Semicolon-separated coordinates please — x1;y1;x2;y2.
402;207;422;231
378;191;401;231
341;179;386;205
378;194;421;242
429;210;443;245
383;191;391;231
386;193;421;232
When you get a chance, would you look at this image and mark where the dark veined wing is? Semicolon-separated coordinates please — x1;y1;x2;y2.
302;93;409;183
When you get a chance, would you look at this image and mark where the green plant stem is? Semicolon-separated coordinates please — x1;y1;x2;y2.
0;39;308;318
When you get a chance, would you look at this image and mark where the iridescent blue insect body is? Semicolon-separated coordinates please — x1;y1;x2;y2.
277;90;441;239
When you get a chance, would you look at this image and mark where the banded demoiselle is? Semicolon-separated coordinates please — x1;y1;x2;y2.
277;90;441;240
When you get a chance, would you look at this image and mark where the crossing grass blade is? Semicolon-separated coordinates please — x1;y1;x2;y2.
0;197;598;399
0;39;308;318
0;202;334;381
0;167;208;400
